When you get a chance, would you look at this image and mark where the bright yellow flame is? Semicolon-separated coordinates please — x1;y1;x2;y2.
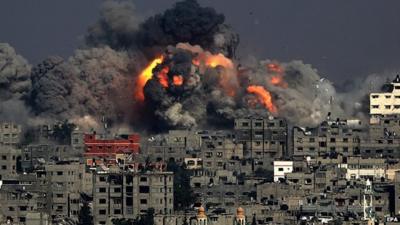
134;56;163;101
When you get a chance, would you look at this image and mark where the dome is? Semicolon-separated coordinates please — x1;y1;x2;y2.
236;207;245;219
197;206;207;219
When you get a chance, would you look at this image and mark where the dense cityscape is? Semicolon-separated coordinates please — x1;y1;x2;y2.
1;0;400;225
1;76;400;225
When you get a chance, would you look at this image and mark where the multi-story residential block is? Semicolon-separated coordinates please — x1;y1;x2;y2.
0;122;21;146
0;145;21;180
370;75;400;117
21;144;73;172
293;119;363;158
234;117;287;169
44;162;92;220
92;168;173;225
345;157;386;181
0;174;48;224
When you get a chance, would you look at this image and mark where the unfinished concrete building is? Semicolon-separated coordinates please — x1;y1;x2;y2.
92;168;174;225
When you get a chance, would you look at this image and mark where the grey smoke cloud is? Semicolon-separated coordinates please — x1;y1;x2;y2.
0;0;396;132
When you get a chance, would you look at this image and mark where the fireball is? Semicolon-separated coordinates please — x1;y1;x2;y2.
134;56;164;101
247;85;277;113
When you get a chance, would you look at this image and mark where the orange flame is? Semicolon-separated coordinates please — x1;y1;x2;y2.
158;67;169;88
267;63;284;74
270;75;288;88
134;56;164;101
247;85;277;113
173;75;184;86
205;54;234;69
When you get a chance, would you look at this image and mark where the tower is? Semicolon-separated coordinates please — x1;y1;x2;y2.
363;179;374;221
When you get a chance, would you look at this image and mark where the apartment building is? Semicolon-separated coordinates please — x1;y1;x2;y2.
92;168;174;225
234;117;287;169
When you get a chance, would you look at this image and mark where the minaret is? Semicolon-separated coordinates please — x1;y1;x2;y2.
197;206;207;225
363;179;374;221
235;207;246;225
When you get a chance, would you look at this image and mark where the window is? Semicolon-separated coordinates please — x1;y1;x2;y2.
297;147;303;151
99;176;106;182
309;138;315;143
99;188;106;193
139;186;150;193
242;122;249;127
1;155;6;160
372;95;379;98
255;122;262;127
343;138;348;143
140;177;147;182
57;171;63;176
99;199;106;204
140;199;147;204
56;194;63;198
126;186;133;192
278;168;284;171
396;95;400;98
309;147;315;151
395;105;400;109
330;138;336;143
114;209;121;214
385;105;391;109
1;165;6;170
385;95;391;98
114;188;121;193
99;210;106;215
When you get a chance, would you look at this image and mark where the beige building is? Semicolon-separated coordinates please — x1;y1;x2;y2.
234;117;287;169
370;75;400;116
44;162;92;220
92;168;174;225
0;146;21;180
0;122;22;146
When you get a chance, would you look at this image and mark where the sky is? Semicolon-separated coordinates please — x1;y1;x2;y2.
1;0;400;84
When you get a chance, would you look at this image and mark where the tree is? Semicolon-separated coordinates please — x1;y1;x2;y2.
78;201;93;225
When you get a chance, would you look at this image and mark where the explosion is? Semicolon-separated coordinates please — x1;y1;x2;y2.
134;56;164;101
206;53;234;69
267;63;288;88
173;75;184;86
1;0;373;131
247;85;277;114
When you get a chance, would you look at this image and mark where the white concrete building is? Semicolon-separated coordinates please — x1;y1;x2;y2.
273;161;293;182
370;75;400;116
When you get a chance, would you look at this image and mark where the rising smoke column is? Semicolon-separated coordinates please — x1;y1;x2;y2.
86;0;239;58
0;0;393;132
0;43;32;122
29;46;140;127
